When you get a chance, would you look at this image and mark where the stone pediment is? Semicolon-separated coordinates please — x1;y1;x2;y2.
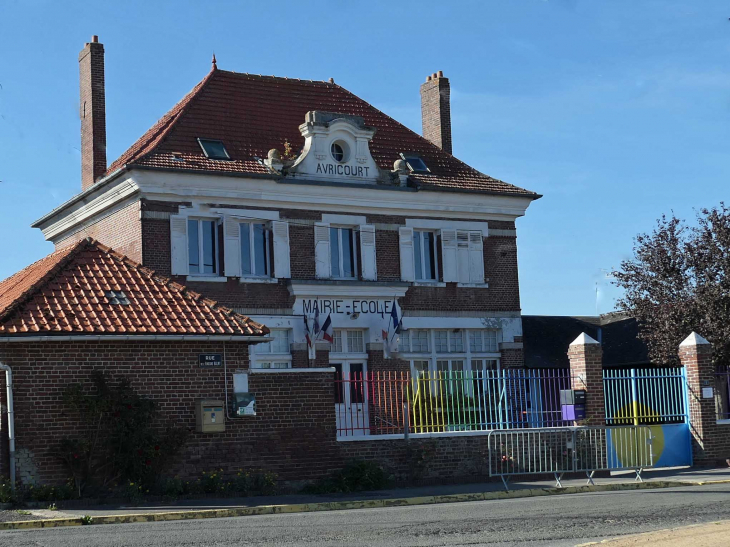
285;111;384;183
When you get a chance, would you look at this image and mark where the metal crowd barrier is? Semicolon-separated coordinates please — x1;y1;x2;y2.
487;426;654;490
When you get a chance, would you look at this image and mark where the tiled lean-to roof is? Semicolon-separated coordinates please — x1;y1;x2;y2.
106;67;538;197
0;239;268;337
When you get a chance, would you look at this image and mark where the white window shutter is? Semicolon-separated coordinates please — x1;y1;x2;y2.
359;224;377;281
398;227;415;282
456;230;470;283
223;216;241;278
440;228;458;282
314;222;331;279
170;215;189;275
272;220;291;278
468;230;485;284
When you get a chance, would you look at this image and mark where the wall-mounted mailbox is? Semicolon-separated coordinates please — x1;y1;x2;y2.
560;389;586;405
195;399;225;433
560;390;586;421
561;404;586;421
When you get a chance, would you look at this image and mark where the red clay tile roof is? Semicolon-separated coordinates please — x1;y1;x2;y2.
107;68;538;197
0;239;268;337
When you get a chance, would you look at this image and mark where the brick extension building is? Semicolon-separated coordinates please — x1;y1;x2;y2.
0;36;544;486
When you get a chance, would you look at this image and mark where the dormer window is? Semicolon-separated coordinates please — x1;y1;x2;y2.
331;141;349;163
197;138;231;160
400;153;430;173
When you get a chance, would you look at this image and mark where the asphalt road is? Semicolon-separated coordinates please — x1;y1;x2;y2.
2;483;730;547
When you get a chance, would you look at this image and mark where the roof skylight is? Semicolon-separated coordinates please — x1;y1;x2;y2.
197;138;231;160
104;290;130;306
400;153;430;173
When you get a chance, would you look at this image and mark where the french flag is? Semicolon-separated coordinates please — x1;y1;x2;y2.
321;314;334;343
304;315;312;348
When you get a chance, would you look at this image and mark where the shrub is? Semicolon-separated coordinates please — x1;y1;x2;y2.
303;460;390;494
59;371;188;496
0;478;14;504
161;477;185;499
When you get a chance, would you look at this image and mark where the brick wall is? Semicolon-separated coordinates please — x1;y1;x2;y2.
132;201;522;316
55;201;142;262
0;340;505;488
0;341;345;485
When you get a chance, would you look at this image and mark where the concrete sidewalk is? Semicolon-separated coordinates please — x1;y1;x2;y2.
24;466;730;519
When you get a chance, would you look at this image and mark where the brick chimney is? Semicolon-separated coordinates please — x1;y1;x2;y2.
79;35;107;191
420;71;452;155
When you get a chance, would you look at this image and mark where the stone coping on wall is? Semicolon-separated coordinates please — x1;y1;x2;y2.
337;430;493;442
249;367;335;374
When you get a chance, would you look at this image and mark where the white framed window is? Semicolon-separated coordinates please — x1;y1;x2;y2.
188;218;219;275
432;330;465;353
413;230;438;281
470;358;499;373
240;222;270;277
412;359;430;378
255;329;291;354
332;329;366;354
469;330;498;353
402;329;430;353
330;227;357;279
255;361;290;369
435;330;449;353
450;331;465;353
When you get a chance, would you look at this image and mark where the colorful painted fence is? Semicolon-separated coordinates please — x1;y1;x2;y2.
335;368;572;438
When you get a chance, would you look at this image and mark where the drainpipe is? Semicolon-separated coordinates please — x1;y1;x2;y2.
0;363;15;489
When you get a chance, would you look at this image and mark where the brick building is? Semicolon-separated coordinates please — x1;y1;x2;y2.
0;37;544;486
36;37;539;385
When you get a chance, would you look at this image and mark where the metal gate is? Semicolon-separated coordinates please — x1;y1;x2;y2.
603;367;692;468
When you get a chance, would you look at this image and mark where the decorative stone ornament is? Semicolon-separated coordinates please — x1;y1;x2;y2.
264;148;284;173
287;111;382;183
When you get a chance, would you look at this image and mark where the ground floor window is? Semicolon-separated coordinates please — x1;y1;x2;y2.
332;329;366;354
256;361;290;369
250;328;291;369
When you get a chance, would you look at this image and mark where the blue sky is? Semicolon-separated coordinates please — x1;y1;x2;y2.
0;0;728;315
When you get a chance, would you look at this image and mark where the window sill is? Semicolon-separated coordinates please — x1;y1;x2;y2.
239;277;279;284
716;419;730;425
457;282;489;288
413;281;446;287
186;275;228;283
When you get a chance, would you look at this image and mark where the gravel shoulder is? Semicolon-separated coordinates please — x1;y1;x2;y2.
585;520;730;546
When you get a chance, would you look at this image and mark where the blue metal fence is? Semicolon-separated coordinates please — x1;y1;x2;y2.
603;367;688;426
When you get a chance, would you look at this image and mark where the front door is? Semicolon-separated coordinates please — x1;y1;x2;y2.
333;362;369;437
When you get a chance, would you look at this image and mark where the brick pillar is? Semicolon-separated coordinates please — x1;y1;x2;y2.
567;333;605;425
679;332;719;464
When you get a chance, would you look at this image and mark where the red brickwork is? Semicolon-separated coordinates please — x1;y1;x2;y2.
0;341;344;485
500;347;524;369
55;201;142;262
679;337;730;465
0;340;499;487
78;38;106;191
420;73;452;155
568;337;605;425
